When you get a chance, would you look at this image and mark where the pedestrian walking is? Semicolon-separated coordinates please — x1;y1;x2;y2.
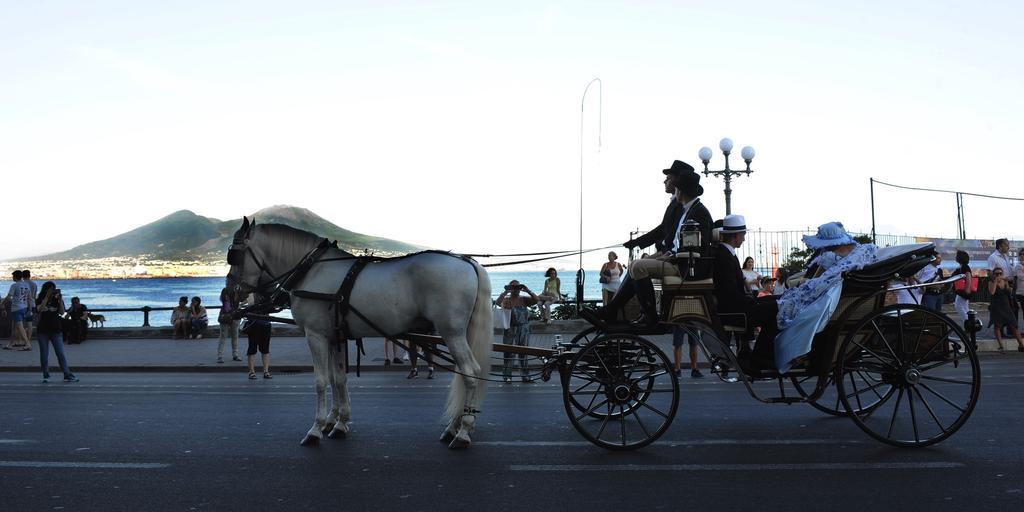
34;282;77;383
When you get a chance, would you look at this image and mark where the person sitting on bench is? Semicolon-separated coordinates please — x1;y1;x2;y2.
587;161;713;326
711;214;778;367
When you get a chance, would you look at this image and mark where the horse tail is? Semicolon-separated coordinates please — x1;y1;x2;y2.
444;259;493;424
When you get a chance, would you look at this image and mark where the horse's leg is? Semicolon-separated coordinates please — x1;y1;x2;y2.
325;342;351;439
441;333;481;449
301;332;332;447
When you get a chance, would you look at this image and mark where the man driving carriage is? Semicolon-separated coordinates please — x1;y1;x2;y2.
584;160;713;326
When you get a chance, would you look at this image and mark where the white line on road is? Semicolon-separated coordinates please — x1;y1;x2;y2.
0;439;36;444
478;439;863;447
509;462;965;472
0;461;169;469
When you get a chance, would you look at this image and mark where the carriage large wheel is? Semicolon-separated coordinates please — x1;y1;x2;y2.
835;304;980;447
562;334;679;450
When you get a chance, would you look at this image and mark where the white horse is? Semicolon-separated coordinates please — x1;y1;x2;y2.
226;218;492;448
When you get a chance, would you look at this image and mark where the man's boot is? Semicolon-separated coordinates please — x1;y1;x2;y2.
632;278;659;326
599;276;635;322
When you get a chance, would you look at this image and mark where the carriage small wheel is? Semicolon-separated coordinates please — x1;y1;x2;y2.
562;333;679;450
835;304;980;448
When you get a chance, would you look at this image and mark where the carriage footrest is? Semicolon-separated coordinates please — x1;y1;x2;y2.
765;397;804;405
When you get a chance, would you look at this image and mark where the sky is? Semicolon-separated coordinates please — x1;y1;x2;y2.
2;1;1023;269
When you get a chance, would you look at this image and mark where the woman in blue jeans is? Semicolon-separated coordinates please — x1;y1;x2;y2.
35;282;78;383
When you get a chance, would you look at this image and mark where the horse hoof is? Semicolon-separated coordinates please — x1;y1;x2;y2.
327;427;348;439
439;430;456;445
447;436;471;450
300;434;320;447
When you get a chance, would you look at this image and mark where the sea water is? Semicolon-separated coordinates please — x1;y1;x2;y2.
37;270;606;327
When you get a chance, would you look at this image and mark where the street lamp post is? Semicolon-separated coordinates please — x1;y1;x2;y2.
699;138;756;215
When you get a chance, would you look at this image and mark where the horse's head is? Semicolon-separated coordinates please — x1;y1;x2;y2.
226;216;264;296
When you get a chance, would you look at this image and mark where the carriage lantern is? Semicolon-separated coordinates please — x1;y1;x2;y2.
679;220;702;277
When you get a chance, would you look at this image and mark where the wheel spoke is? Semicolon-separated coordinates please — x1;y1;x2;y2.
845;379;890;401
908;385;920;443
571;378;600;395
848;372;864;411
619;404;627;446
918;375;974;386
637;399;671;420
913;329;953;364
856;370;887;401
595;401;614;437
912;386;946;432
852;338;900;370
917;353;967;372
575;397;611;422
918;382;967;413
592;345;615;378
870;319;903;365
628;405;653;439
886;387;905;439
571;361;605;383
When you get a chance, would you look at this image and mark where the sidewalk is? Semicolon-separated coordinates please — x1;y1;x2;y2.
0;315;1016;373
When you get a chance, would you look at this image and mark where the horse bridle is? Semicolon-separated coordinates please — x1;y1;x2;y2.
228;233;336;300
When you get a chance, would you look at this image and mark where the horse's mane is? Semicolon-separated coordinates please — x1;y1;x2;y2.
254;223;354;262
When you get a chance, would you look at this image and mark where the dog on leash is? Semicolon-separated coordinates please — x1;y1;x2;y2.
87;313;106;328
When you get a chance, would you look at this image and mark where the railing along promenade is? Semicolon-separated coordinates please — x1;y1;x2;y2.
88;299;610;327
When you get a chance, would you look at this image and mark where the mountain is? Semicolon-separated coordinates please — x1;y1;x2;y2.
28;205;422;261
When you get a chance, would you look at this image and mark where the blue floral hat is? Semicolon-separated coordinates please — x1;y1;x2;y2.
802;222;856;249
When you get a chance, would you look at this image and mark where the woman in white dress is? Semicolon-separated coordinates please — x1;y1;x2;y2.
600;251;625;305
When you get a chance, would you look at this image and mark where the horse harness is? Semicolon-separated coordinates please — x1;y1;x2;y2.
233;235;471;376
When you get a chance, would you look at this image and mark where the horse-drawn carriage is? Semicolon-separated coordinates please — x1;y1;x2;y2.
536;242;981;450
226;218;980;452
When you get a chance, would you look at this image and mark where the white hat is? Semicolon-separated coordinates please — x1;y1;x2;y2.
722;214;746;234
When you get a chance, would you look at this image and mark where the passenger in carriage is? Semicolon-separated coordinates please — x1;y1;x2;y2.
710;215;778;367
773;222;879;372
588;161;713;326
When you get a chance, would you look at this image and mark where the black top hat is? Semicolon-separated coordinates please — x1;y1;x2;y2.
663;159;695;177
670;160;703;197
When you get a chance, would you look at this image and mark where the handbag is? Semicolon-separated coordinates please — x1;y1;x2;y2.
492;306;511;330
599;267;612;284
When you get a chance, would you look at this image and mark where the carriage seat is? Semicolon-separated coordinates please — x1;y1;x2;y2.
660;276;713;288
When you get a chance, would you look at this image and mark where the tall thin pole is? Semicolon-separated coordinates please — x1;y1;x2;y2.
578;78;601;307
870;178;876;244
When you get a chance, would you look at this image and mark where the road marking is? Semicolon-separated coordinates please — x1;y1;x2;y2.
478;439;862;447
0;461;169;469
509;462;965;472
0;439;35;444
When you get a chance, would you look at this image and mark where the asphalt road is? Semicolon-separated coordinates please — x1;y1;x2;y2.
1;357;1023;512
